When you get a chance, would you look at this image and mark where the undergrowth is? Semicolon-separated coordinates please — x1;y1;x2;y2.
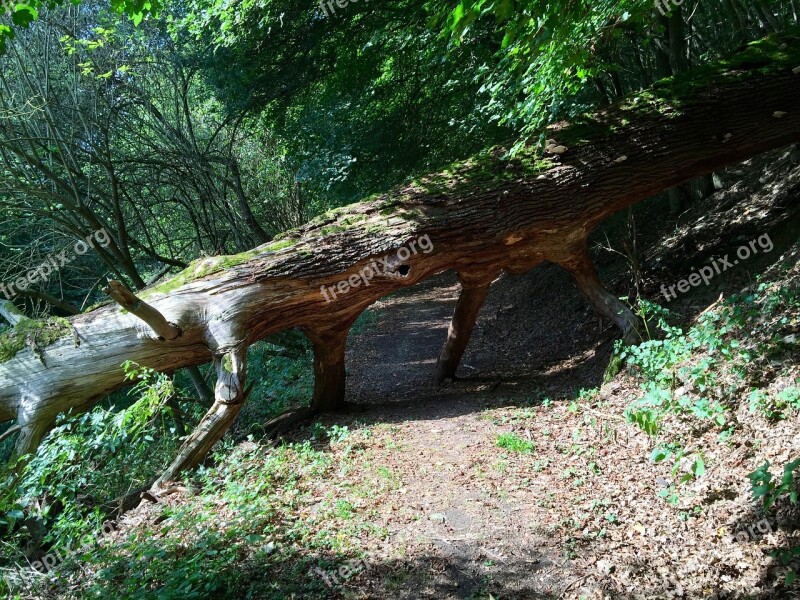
617;280;800;582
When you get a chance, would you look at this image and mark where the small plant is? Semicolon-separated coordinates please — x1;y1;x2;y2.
625;405;661;437
749;458;800;510
496;432;535;454
749;385;800;421
651;444;705;485
335;499;355;519
328;424;351;443
748;458;800;586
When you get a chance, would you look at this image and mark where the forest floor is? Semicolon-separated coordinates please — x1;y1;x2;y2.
23;147;800;600
316;146;800;599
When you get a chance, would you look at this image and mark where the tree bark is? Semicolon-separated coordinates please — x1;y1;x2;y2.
434;272;496;384
1;40;799;472
556;243;642;345
306;327;349;411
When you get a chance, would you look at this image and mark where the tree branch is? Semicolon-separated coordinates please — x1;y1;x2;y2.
103;280;182;341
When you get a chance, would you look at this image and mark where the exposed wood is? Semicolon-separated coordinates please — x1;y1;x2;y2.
0;301;23;326
103;280;182;341
0;44;799;474
155;347;249;487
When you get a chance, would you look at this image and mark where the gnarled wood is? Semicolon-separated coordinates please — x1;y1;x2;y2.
104;281;182;341
556;243;642;345
155;346;249;487
1;41;799;474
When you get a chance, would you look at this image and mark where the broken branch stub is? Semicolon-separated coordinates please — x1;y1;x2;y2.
103;280;182;341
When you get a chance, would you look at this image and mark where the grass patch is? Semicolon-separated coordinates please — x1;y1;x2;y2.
496;432;535;454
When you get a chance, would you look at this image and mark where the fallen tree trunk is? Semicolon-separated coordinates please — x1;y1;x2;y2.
1;33;799;481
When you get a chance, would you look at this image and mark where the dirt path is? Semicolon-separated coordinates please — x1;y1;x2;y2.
330;265;621;598
346;264;615;406
312;147;800;599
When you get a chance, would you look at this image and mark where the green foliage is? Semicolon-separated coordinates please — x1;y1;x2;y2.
181;0;510;207
61;440;342;599
0;362;181;571
625;406;661;437
430;1;800;152
0;0;158;53
651;443;705;486
619;283;798;442
617;280;798;507
311;423;351;445
496;432;535;454
748;458;800;586
749;386;800;421
748;459;800;510
238;340;314;437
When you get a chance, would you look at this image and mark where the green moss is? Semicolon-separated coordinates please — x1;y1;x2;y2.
0;316;72;363
1;302;25;318
268;239;296;251
341;214;367;226
273;228;300;241
143;256;226;297
649;29;800;103
84;300;113;313
141;239;303;298
320;224;348;236
311;212;370;237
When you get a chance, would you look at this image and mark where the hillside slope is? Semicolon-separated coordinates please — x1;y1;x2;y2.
6;145;800;599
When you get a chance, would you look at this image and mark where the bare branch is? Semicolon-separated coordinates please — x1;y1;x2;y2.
103;280;182;341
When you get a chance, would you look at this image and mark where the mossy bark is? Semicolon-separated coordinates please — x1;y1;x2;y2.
1;37;799;475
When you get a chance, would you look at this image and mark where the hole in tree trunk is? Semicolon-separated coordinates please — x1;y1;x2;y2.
398;265;411;276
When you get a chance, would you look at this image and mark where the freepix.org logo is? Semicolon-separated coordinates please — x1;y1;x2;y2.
0;229;112;301
654;0;684;16
320;234;433;303
660;233;773;302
